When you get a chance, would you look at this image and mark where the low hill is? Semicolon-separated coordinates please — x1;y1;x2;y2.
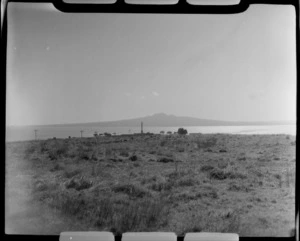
45;113;295;127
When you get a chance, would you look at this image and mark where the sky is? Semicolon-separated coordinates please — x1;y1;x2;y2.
6;3;296;126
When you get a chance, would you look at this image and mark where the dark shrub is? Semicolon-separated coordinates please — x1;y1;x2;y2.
178;128;188;135
129;155;138;161
157;157;174;163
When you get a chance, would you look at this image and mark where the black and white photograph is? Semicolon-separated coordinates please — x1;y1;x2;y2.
4;0;296;237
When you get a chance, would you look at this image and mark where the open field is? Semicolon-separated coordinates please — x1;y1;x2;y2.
5;133;296;236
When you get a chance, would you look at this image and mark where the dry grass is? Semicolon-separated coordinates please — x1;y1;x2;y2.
5;133;296;236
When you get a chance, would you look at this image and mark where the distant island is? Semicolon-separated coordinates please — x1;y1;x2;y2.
34;113;295;127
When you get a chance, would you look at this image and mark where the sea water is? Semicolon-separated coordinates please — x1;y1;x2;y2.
6;125;296;142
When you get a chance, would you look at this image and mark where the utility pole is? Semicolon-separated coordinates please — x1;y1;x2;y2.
141;121;143;134
80;130;84;138
34;129;38;140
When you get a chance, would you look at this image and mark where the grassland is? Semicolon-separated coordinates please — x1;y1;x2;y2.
5;133;296;236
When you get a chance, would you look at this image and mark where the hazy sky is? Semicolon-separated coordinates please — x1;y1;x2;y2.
6;3;296;126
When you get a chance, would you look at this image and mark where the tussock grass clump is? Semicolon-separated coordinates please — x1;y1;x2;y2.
160;139;167;147
176;147;185;152
178;208;240;235
200;165;215;172
167;170;188;179
104;147;113;158
217;160;229;169
112;183;151;199
65;176;93;191
24;142;38;157
76;145;94;160
148;180;173;192
209;168;247;180
174;192;201;201
109;198;168;233
50;163;65;172
52;189;88;216
175;188;218;201
119;150;130;157
47;140;69;160
141;175;173;192
51;189;169;233
228;182;252;192
63;167;82;178
238;156;246;161
33;180;60;201
177;176;198;187
34;180;50;192
194;137;218;149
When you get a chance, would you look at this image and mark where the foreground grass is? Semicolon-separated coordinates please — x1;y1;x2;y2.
6;133;296;236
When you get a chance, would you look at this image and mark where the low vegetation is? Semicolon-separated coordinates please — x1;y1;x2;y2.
6;133;296;236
